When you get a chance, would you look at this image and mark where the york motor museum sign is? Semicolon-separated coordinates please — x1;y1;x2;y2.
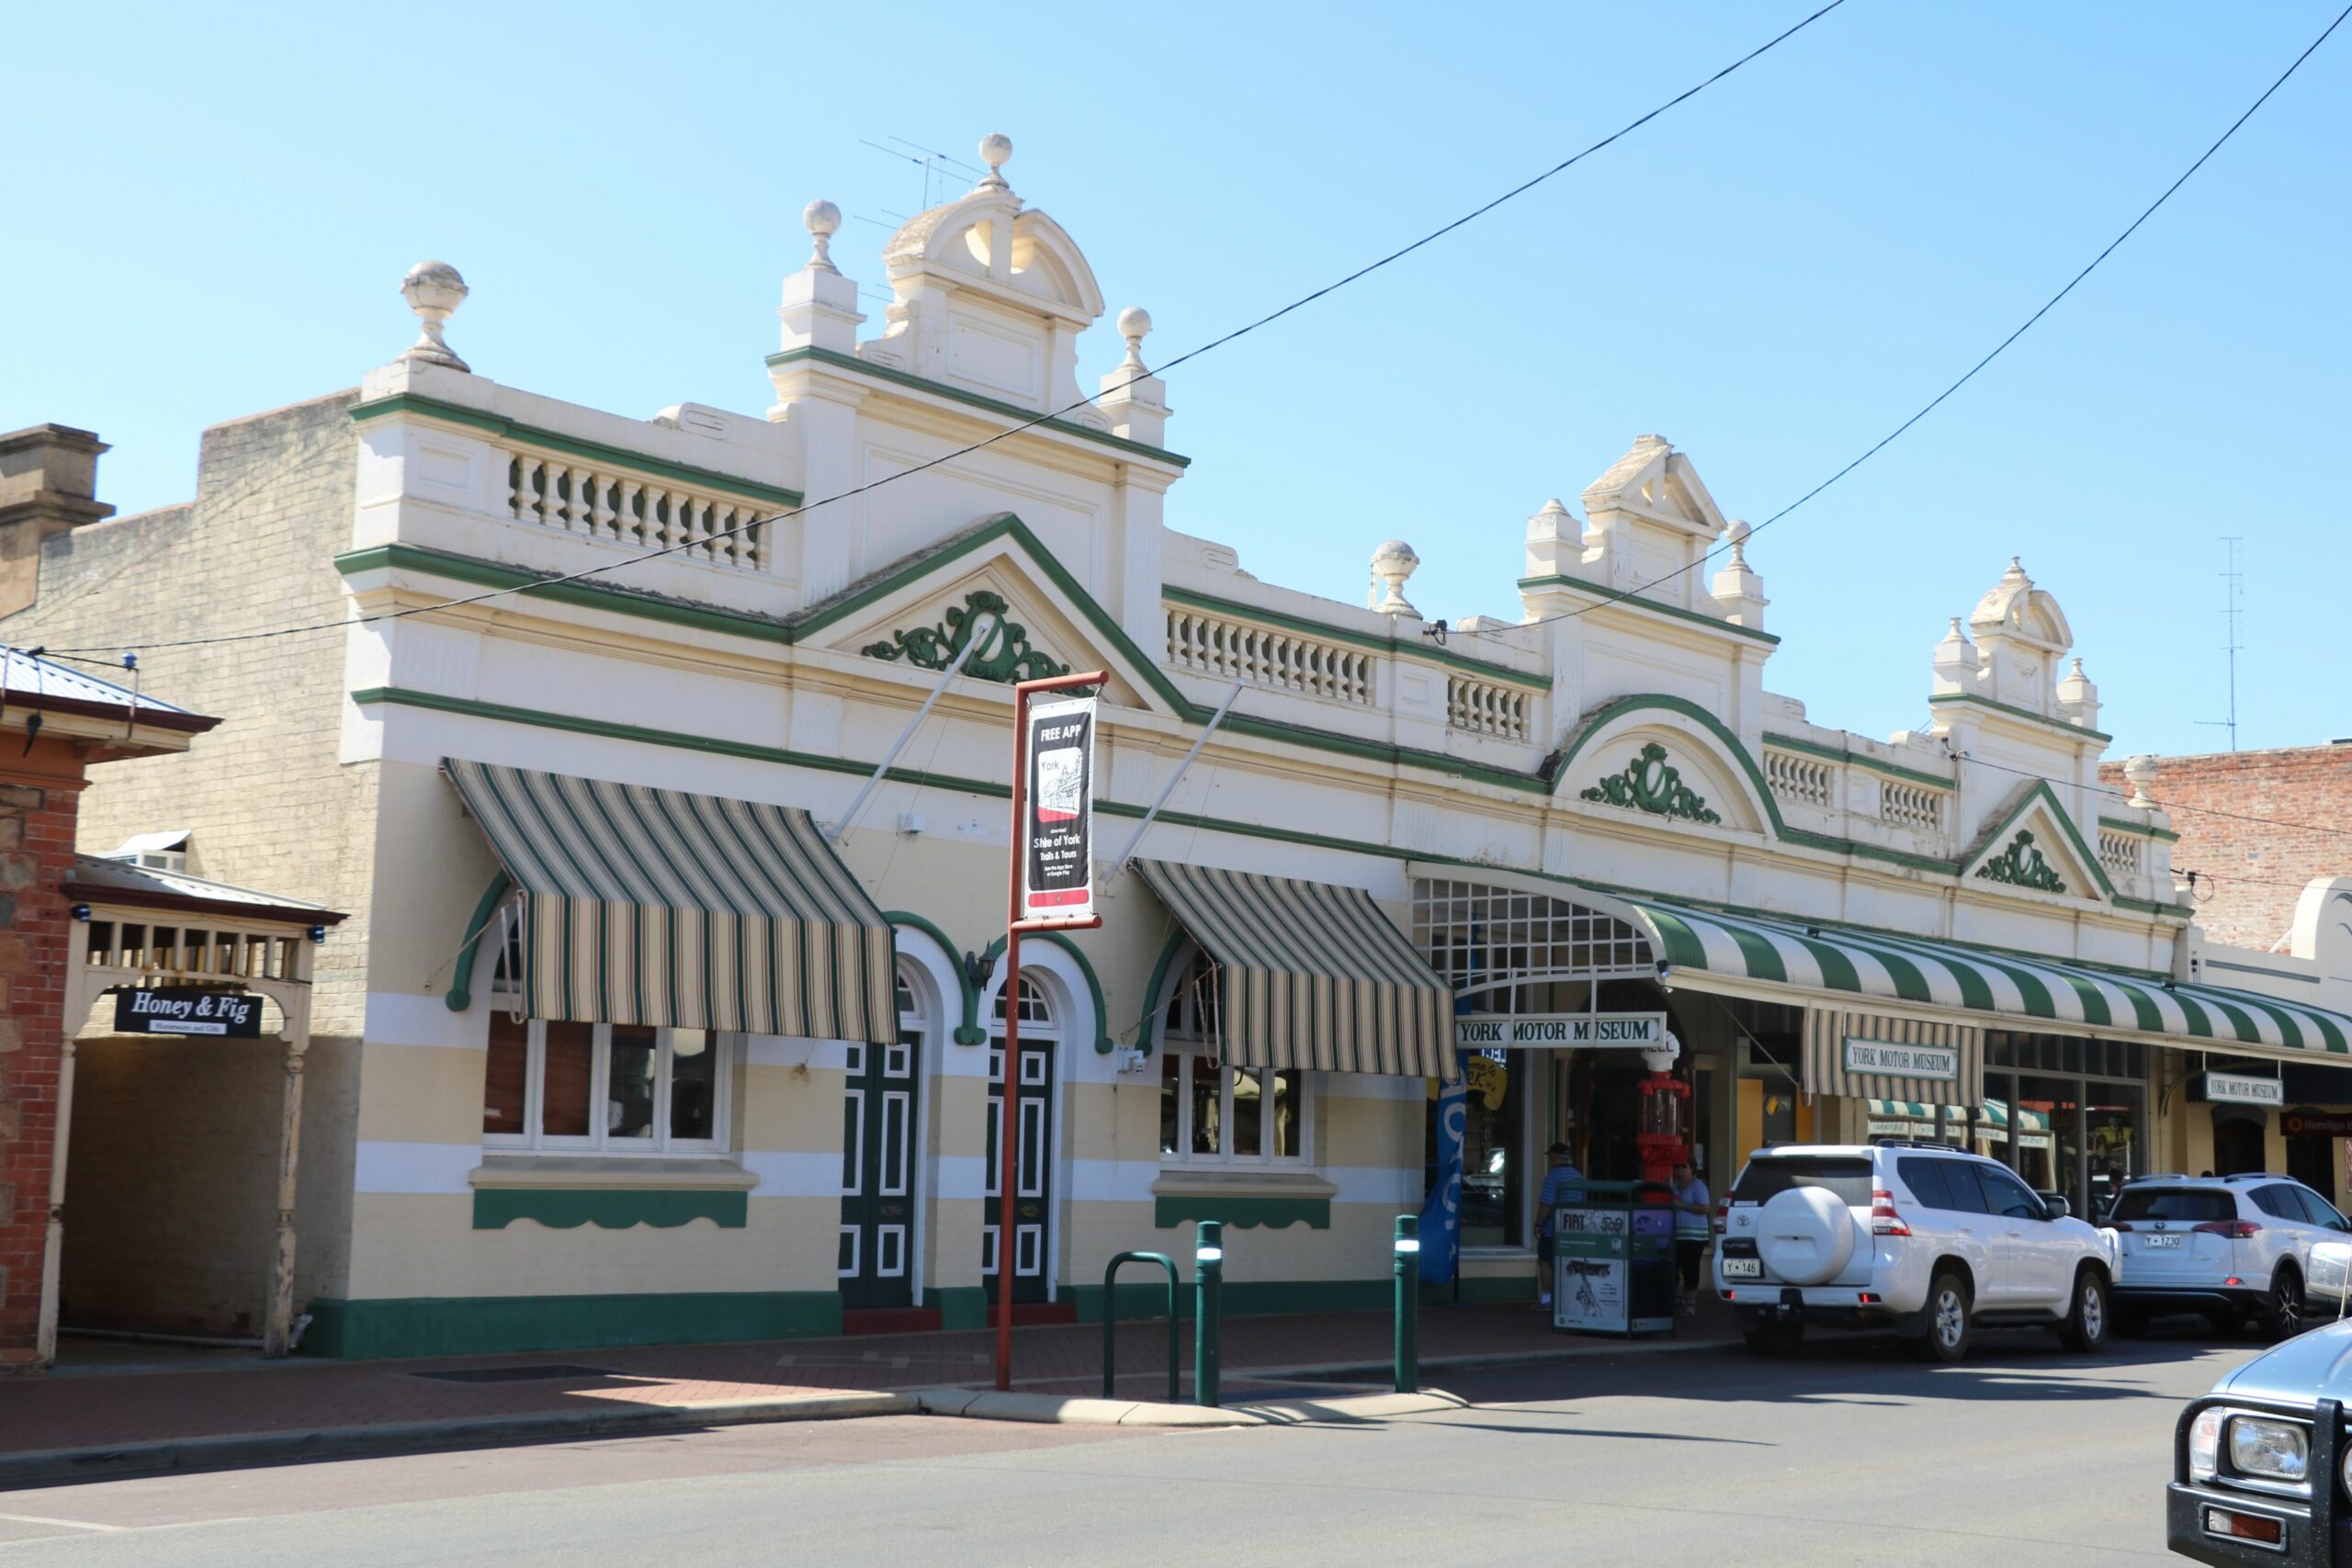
1454;1012;1667;1049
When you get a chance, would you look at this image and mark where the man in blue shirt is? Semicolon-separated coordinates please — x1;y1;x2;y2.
1531;1142;1583;1310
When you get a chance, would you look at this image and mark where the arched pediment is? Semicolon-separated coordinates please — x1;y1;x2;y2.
881;192;1103;324
1553;695;1779;839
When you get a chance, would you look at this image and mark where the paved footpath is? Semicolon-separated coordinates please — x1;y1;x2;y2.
0;1300;1735;1482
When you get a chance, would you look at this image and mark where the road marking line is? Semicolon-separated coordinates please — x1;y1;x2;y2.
0;1513;130;1533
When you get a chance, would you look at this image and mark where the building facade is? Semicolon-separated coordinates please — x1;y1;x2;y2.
8;141;2351;1361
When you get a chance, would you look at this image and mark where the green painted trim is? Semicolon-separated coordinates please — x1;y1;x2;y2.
300;1290;840;1359
2114;895;2195;919
1962;778;2116;900
765;345;1191;468
2099;816;2182;844
337;543;794;642
1927;692;2113;743
931;1285;989;1332
1130;929;1193;1056
357;684;2191;928
1555;694;1789;836
471;1188;749;1230
1160;585;1552;690
885;911;984;1044
444;871;513;1012
347;393;806;507
978;931;1114;1053
1516;573;1781;646
1761;731;1956;792
1153;1195;1331;1230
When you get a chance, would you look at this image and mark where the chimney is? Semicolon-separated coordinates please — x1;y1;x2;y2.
0;424;114;618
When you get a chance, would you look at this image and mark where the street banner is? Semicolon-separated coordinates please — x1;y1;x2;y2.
1021;694;1096;921
113;987;263;1037
1419;1079;1464;1284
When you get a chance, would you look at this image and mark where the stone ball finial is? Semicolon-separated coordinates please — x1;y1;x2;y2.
2122;753;2161;809
802;198;842;274
1724;516;1753;565
1370;539;1422;618
398;260;470;373
977;132;1013;191
1114;306;1153;375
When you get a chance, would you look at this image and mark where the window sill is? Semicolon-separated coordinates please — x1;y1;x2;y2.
469;1156;756;1191
1151;1169;1335;1232
469;1156;753;1231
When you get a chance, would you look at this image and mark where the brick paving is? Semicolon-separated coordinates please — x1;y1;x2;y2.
0;1301;1736;1456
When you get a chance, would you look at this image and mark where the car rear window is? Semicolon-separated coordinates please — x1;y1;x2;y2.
2110;1188;2234;1224
1731;1156;1872;1207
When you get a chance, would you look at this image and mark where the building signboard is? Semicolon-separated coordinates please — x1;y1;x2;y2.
2206;1071;2285;1108
1843;1037;1960;1081
1454;1012;1667;1050
111;987;263;1038
1020;694;1096;922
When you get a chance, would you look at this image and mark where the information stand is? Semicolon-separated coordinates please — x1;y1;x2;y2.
1552;1179;1678;1337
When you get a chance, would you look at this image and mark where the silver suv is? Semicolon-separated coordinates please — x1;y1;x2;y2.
1717;1142;2120;1361
2108;1173;2352;1339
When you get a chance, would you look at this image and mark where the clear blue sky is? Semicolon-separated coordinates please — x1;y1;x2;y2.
5;3;2344;758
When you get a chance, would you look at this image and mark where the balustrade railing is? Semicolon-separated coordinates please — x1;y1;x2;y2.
1446;676;1531;741
1762;748;1836;810
506;450;769;570
1882;779;1949;834
2098;828;2144;880
1164;607;1374;706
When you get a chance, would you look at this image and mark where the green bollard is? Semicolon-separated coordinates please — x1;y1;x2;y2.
1394;1214;1419;1393
1194;1220;1224;1408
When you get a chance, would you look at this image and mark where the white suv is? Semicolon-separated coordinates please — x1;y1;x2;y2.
1716;1142;2120;1361
2108;1173;2352;1339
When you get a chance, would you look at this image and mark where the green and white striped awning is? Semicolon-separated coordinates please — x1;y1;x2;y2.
1577;884;2352;1059
445;760;895;1043
1135;859;1455;1078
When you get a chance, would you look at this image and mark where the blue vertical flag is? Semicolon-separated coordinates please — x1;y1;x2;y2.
1420;1079;1465;1284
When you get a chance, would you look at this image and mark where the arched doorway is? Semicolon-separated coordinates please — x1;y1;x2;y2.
2213;1111;2267;1178
984;974;1057;1305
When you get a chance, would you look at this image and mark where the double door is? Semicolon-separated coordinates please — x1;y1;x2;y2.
984;1036;1055;1304
840;1032;920;1309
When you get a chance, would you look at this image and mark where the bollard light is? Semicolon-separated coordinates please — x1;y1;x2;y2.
1393;1213;1419;1394
1194;1220;1225;1408
1394;1236;1420;1255
1196;1244;1224;1263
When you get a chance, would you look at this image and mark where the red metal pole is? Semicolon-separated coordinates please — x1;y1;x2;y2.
995;671;1108;1396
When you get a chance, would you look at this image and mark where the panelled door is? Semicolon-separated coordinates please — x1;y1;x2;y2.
984;974;1057;1305
840;987;922;1309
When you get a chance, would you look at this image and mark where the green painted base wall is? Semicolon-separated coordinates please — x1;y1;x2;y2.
1152;1196;1330;1230
303;1291;841;1360
471;1189;749;1230
933;1286;989;1332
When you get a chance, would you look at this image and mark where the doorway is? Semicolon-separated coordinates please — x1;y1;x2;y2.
983;974;1057;1304
839;967;925;1311
2212;1113;2267;1178
2286;1124;2336;1200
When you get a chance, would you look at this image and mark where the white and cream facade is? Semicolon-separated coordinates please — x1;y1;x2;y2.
13;140;2352;1359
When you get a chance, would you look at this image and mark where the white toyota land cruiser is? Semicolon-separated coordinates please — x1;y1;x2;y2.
1716;1141;2121;1361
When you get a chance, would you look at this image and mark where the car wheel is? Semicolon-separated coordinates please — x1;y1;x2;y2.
1741;1319;1804;1357
2061;1269;2109;1352
1915;1273;1972;1363
2269;1268;2307;1341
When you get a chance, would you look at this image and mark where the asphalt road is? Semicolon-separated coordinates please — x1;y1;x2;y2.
0;1325;2263;1565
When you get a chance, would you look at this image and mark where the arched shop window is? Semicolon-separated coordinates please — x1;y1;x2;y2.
1154;946;1310;1165
481;927;731;1154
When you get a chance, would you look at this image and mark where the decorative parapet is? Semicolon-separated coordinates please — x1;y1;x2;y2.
1882;778;1948;834
1447;674;1531;741
506;446;772;571
1762;746;1835;809
1165;602;1374;707
1760;730;1955;845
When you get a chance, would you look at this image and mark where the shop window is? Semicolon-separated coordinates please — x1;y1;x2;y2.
1154;948;1310;1167
481;1012;729;1153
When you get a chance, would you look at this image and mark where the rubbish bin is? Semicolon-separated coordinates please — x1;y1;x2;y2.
1552;1179;1678;1337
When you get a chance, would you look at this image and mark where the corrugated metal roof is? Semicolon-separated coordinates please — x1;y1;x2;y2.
0;645;198;716
65;854;345;925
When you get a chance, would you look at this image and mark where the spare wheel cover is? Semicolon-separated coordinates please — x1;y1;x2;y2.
1758;1186;1859;1285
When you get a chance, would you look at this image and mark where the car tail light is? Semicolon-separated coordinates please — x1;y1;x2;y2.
1713;1201;1728;1237
2195;1220;2262;1238
2109;1221;2133;1232
1870;1187;1910;1237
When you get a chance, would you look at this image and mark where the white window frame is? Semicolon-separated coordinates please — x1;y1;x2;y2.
482;1006;733;1156
1152;945;1315;1168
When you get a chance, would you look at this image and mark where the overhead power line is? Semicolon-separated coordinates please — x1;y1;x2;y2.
44;1;1849;660
1468;2;2352;643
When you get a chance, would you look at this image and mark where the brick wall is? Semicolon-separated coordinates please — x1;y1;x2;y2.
0;759;85;1368
2100;746;2352;949
0;390;373;1325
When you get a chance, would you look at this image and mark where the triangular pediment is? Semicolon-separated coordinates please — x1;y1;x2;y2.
794;513;1178;715
1960;782;2109;902
1579;435;1726;538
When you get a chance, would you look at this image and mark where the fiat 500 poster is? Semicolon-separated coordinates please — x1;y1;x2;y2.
1023;694;1095;920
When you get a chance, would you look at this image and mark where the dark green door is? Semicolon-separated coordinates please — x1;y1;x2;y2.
840;1030;919;1309
984;980;1055;1305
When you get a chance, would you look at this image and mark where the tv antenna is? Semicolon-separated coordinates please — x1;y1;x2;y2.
858;136;989;211
2195;536;2245;752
